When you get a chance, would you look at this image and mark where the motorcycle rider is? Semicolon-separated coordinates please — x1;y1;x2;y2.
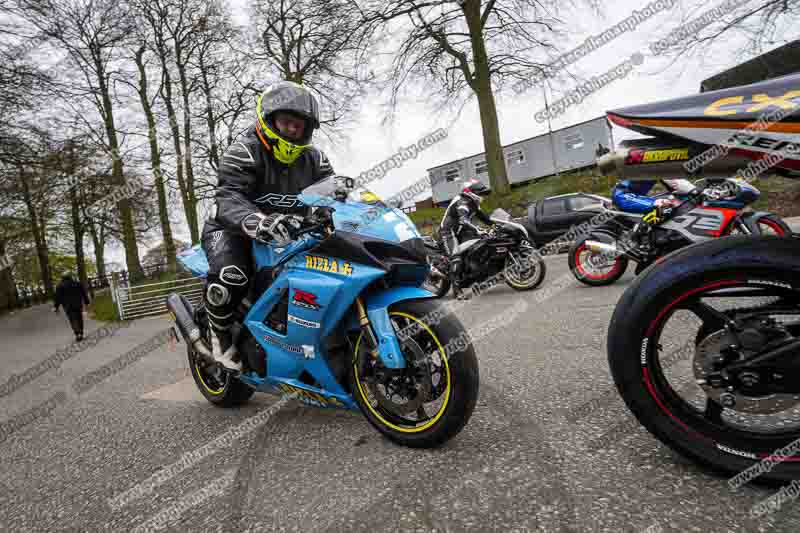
612;178;694;251
439;178;494;300
611;178;695;214
201;81;335;370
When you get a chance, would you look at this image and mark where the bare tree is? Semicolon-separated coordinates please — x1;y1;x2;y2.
129;40;178;272
249;0;378;141
652;0;800;59
363;0;567;195
12;0;145;278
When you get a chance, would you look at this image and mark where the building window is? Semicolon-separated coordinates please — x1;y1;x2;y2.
444;167;460;182
505;148;525;165
564;133;584;150
474;159;488;175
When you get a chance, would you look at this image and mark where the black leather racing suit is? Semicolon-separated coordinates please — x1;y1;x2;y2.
200;126;334;333
439;194;493;286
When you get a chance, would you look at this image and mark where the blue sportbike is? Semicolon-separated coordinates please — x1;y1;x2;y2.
167;176;479;448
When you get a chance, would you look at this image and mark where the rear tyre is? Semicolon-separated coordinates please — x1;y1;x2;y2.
568;233;628;286
348;299;479;448
188;308;254;407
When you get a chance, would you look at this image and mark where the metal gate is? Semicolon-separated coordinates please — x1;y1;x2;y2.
114;276;204;320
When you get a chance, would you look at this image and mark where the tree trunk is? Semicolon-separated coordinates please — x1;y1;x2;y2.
135;46;177;273
464;2;510;195
70;186;87;287
199;56;220;170
0;240;18;312
19;169;53;297
159;58;195;244
87;220;106;282
175;53;199;244
94;54;144;280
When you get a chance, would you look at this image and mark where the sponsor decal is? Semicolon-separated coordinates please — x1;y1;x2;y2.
288;315;321;329
625;147;689;164
728;133;800;154
717;443;758;459
305;255;353;275
704;90;800;117
748;279;792;289
292;289;321;310
263;334;303;354
276;382;345;408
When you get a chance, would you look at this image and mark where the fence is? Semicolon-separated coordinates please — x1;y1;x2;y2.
113;276;205;321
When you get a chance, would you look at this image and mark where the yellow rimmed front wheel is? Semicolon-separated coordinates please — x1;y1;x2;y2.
348;299;479;448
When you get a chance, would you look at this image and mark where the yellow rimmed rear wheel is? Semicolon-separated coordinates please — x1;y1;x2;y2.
348;299;479;448
187;312;254;407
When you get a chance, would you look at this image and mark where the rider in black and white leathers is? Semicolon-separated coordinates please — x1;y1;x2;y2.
201;81;334;370
438;179;492;299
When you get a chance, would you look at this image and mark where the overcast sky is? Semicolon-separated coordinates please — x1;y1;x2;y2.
104;0;799;268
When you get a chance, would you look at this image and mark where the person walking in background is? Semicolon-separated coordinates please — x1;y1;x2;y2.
53;272;91;342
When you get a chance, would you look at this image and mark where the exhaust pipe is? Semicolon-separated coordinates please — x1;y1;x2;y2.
584;240;621;256
597;144;754;180
166;293;213;361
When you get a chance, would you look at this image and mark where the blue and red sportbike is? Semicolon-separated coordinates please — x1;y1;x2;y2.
167;176;479;448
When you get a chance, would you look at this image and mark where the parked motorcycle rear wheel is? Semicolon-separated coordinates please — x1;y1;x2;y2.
568;233;628;286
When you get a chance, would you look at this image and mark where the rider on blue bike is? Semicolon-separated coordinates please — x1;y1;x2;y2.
612;178;696;250
200;81;335;370
611;178;695;214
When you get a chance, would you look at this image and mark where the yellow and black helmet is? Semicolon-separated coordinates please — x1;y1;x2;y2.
256;81;320;165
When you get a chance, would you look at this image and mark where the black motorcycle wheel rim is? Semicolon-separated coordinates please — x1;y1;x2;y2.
641;278;800;459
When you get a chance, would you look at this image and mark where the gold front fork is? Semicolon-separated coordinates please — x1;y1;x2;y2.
356;297;380;360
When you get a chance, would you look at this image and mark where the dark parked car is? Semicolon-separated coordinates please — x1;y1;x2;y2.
514;192;613;248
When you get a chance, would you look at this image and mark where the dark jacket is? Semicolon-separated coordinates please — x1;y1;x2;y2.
439;194;493;238
203;126;335;238
54;278;90;311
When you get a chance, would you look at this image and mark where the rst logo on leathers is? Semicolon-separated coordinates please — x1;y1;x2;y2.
254;193;299;208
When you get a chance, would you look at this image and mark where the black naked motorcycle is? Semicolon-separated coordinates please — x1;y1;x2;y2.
421;208;546;298
605;73;800;483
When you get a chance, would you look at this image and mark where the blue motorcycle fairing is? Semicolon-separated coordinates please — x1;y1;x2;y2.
363;285;437;368
178;188;432;411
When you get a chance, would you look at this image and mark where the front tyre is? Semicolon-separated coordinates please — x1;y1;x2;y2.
503;244;546;291
348;299;479;448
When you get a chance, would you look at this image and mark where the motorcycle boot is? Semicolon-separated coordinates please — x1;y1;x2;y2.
204;278;244;371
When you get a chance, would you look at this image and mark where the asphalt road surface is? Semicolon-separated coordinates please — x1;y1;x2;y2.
3;231;800;532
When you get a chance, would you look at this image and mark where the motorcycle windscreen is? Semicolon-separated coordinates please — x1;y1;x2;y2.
299;176;422;243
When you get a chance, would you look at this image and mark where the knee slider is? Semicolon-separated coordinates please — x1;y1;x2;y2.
205;283;231;308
